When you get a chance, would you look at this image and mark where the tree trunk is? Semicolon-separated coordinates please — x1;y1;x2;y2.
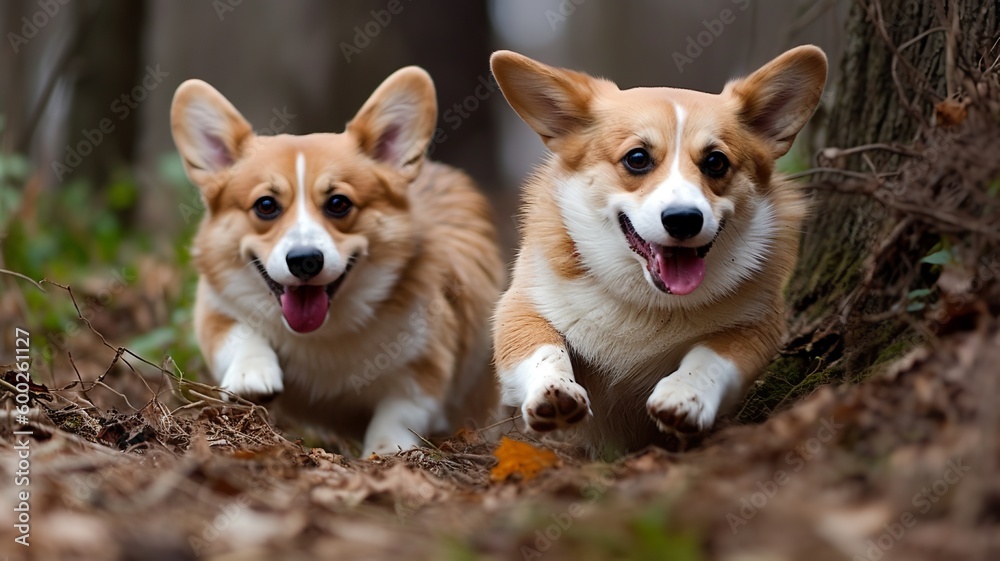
62;0;146;192
738;0;1000;422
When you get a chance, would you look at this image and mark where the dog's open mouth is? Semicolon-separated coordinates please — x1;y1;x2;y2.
618;213;722;295
251;254;357;334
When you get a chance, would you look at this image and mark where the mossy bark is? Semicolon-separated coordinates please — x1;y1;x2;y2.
738;0;999;422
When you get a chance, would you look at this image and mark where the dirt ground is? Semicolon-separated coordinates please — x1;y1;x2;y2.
0;270;997;561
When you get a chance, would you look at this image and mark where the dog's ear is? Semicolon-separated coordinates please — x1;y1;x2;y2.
725;45;828;158
347;66;437;181
490;50;603;152
171;79;253;187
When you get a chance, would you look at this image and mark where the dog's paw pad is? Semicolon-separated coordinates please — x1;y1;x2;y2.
523;381;591;432
646;379;715;435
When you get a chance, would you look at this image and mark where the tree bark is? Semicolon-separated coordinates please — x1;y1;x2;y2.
62;0;147;192
738;0;999;422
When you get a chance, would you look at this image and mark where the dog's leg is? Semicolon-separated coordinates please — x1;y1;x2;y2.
647;324;782;434
198;306;284;400
494;289;591;432
363;391;442;455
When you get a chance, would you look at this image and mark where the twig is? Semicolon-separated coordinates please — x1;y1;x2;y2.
67;352;100;411
861;153;880;176
941;0;958;99
476;414;521;433
407;428;441;452
170;400;206;415
91;381;140;412
870;0;928;120
871;193;1000;240
817;143;921;162
898;26;948;52
0;268;46;292
0;378;20;395
787;168;876;181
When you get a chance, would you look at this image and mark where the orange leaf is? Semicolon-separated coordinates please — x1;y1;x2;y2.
935;99;968;127
490;436;560;482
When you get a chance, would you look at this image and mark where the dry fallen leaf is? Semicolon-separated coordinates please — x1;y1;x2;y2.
489;436;560;482
935;98;968;127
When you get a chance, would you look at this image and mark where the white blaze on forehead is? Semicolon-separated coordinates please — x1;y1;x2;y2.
264;151;343;284
628;102;718;246
288;152;325;242
296;152;308;220
670;104;687;174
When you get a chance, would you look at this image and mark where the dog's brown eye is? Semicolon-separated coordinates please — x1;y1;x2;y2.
701;151;730;178
253;196;281;220
623;148;653;174
324;194;353;218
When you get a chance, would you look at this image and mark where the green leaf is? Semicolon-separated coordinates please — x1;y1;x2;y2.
0;153;30;181
128;327;177;358
920;249;953;265
906;301;926;312
907;288;932;299
106;177;138;210
776;136;810;175
988;179;1000;197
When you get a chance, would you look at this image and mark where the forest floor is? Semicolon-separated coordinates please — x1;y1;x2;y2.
0;254;998;561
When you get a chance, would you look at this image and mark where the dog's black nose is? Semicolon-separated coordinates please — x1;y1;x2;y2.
661;208;704;241
286;247;324;281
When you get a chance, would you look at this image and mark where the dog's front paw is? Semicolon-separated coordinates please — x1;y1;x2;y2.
522;379;592;432
220;356;284;402
646;375;718;434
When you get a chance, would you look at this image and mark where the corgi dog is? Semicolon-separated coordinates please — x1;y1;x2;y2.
170;68;503;455
490;46;827;453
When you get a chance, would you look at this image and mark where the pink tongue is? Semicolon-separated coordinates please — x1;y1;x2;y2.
280;285;329;333
654;248;706;295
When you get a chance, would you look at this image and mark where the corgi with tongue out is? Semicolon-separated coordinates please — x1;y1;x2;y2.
491;46;827;453
171;68;503;456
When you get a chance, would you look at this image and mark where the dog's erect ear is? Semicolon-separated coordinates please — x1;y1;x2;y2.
347;67;437;180
725;45;828;159
490;50;602;151
171;79;253;187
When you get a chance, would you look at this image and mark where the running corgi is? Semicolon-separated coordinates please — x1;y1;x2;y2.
490;47;827;452
170;68;503;455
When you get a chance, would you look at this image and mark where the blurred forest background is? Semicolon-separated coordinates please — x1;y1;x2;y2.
0;0;847;376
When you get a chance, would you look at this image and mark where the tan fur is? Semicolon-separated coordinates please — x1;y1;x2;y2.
491;47;826;453
494;286;567;369
171;70;503;453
